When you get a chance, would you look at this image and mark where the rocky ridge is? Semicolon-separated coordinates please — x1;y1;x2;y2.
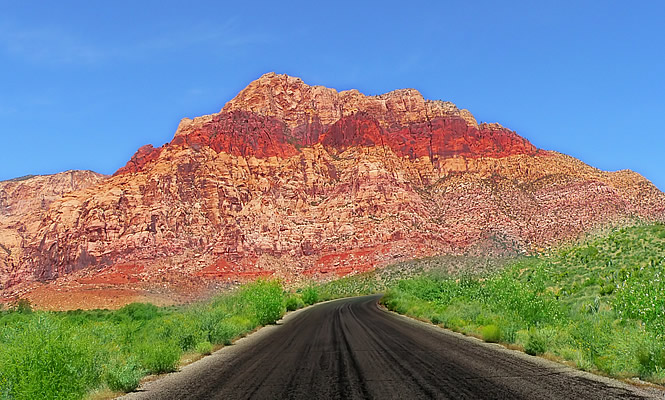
2;73;664;309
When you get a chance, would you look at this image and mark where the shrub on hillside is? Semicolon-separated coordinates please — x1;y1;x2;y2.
637;340;665;379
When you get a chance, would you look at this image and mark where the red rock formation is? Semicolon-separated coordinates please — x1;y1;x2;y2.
3;73;664;309
172;111;299;159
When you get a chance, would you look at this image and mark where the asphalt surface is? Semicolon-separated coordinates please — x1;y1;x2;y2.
124;295;662;399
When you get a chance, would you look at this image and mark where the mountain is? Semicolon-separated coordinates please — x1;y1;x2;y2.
2;73;664;309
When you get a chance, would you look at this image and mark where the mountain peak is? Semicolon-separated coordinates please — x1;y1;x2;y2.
223;72;480;131
114;74;537;179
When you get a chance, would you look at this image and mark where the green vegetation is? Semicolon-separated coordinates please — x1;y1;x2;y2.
302;274;379;302
480;324;501;343
285;293;305;311
381;223;665;383
0;279;286;399
301;286;319;305
103;357;143;393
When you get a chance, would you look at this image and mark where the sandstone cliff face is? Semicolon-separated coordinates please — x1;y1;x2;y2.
0;171;107;289
3;73;664;308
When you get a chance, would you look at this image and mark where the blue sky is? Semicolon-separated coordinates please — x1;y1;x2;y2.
1;1;664;189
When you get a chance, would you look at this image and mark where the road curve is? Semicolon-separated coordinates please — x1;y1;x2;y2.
124;295;659;399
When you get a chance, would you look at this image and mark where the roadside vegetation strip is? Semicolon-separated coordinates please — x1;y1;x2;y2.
0;279;287;400
380;223;665;385
1;223;663;399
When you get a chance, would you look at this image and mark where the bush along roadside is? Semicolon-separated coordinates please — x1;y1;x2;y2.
380;223;665;385
0;279;286;400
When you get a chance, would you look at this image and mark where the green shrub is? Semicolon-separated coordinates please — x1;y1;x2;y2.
136;340;181;374
195;341;213;355
0;315;100;400
285;294;304;311
104;356;143;392
430;314;443;325
525;330;547;356
637;341;665;379
115;302;159;321
599;284;614;295
11;299;32;314
208;321;241;345
0;279;299;399
301;286;319;305
149;313;200;352
481;324;502;343
240;279;285;325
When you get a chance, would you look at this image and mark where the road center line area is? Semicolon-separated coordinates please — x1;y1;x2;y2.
123;295;662;399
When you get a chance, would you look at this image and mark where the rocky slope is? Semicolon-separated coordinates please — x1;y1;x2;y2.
3;73;664;309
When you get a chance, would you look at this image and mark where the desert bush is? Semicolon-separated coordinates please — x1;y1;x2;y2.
0;278;299;398
481;324;502;343
301;286;319;305
285;294;304;311
637;339;665;379
208;320;242;345
195;341;213;355
0;314;100;400
148;313;200;352
525;329;548;356
104;356;143;392
136;339;181;374
239;279;285;325
11;299;32;314
115;302;159;322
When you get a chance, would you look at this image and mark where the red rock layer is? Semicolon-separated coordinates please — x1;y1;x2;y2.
117;114;536;177
319;112;538;159
114;145;163;176
171;111;300;159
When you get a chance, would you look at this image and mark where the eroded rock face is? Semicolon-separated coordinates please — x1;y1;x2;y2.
3;73;665;308
0;171;107;289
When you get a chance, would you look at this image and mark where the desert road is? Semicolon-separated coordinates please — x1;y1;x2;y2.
124;295;660;399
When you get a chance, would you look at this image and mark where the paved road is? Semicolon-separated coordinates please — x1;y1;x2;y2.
125;295;660;399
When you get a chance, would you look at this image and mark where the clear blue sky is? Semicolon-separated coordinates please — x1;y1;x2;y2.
1;1;663;189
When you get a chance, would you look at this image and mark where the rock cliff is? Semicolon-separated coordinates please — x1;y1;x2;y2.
0;171;107;290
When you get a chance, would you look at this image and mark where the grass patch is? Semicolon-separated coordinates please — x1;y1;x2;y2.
481;324;502;343
194;341;213;356
301;286;319;305
103;357;143;393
